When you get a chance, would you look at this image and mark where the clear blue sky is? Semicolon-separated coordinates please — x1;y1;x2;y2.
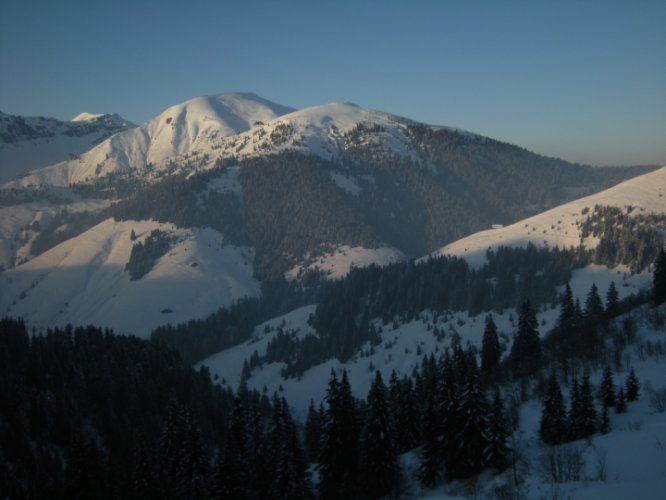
1;0;664;166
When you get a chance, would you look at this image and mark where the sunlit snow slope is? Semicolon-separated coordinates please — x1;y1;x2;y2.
0;219;260;337
8;93;294;187
431;166;666;268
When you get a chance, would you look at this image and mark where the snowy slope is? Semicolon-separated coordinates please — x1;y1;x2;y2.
197;164;664;420
0;111;135;184
0;218;260;337
0;198;111;270
430;166;666;268
7;93;294;187
286;244;405;281
200;260;652;421
205;101;451;166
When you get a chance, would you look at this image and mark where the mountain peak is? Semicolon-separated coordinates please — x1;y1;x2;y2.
71;112;105;122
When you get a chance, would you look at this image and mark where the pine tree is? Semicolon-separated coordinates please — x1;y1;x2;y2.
360;371;398;499
417;397;442;488
317;370;360;500
388;371;419;453
484;390;511;472
246;405;270;499
598;366;616;408
539;374;568;445
568;376;581;440
481;314;501;378
270;398;311;500
510;301;541;378
304;400;321;462
151;401;209;499
65;434;106;500
625;368;640;401
557;283;576;331
175;408;208;500
584;283;604;324
605;281;620;318
653;248;666;304
213;398;248;499
569;374;597;440
452;356;488;479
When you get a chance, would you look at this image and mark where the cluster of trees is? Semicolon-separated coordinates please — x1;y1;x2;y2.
540;368;640;445
238;154;379;279
0;318;316;499
544;281;639;375
152;279;314;365
124;229;172;280
405;125;655;219
2;248;663;497
414;345;512;486
580;205;666;272
652;249;666;305
240;245;577;378
155;240;659;373
303;350;513;498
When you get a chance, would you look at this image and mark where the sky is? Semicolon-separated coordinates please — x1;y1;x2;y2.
0;0;664;166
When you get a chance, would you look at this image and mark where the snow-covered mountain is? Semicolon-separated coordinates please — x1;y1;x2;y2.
0;218;259;337
0;92;660;336
7;93;294;188
0;111;135;184
431;166;666;268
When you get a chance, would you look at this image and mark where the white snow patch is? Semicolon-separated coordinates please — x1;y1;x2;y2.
328;170;362;195
286;245;405;281
202;166;242;194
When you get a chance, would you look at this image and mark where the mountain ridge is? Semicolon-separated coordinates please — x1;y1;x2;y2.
0;110;136;183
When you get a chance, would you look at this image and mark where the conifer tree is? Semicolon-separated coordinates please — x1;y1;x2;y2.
605;281;620;318
304;400;321;462
452;356;488;479
539;374;568;445
568;376;581;440
270;398;311;500
214;398;248;499
65;434;106;499
159;400;207;497
317;370;360;500
584;283;604;324
484;390;511;472
625;368;640;401
557;283;576;331
360;371;398;499
598;366;616;408
569;374;597;440
388;371;420;453
481;314;501;378
441;347;466;477
247;404;270;499
510;301;541;378
418;397;442;488
653;248;666;304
